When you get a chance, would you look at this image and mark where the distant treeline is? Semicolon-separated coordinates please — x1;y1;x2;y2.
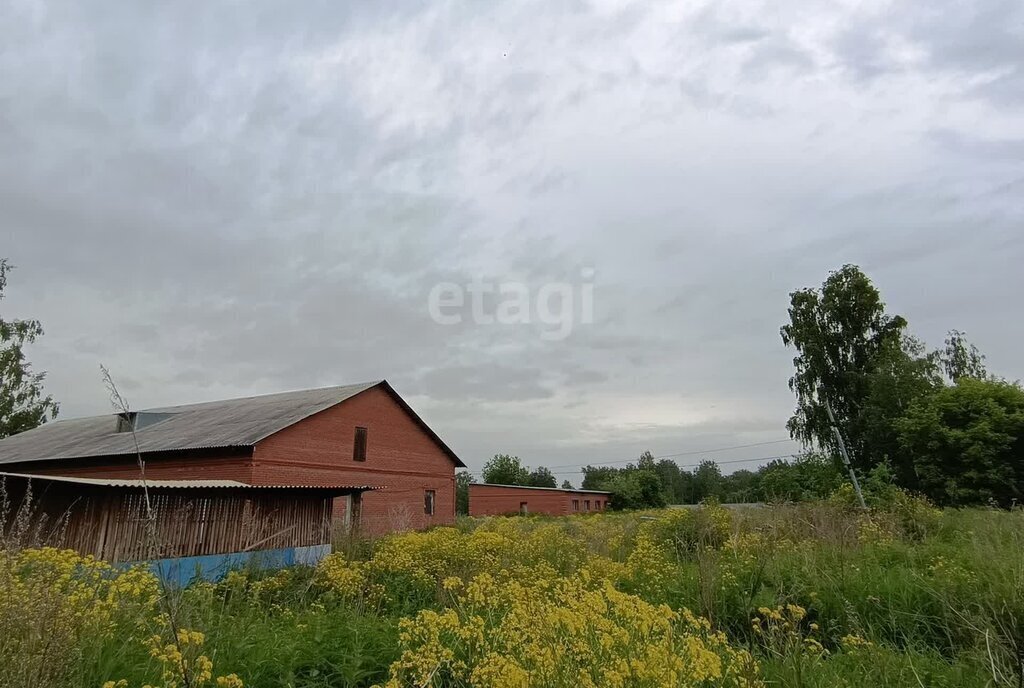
461;265;1024;514
580;451;844;508
456;451;847;512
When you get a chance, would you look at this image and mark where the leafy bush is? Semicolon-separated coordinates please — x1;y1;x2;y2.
896;378;1024;507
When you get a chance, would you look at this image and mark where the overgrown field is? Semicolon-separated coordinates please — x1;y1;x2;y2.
3;499;1023;687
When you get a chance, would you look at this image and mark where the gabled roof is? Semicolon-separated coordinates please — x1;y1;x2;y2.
0;380;465;468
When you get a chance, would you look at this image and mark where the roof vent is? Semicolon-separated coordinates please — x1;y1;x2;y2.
115;412;136;433
115;411;173;433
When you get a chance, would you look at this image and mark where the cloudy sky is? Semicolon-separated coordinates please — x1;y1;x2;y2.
2;0;1022;482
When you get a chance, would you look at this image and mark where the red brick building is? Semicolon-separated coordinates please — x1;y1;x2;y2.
0;381;464;535
468;483;612;516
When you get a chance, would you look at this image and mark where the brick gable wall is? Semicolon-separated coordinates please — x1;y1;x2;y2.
252;385;457;534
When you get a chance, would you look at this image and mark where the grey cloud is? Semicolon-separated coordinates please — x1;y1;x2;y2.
928;129;1024;161
902;0;1024;75
741;37;816;79
971;71;1024;107
829;0;1024;106
411;364;555;403
2;0;1022;476
680;80;776;119
831;26;899;82
688;5;769;46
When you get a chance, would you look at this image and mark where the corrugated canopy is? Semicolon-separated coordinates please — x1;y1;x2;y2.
0;471;382;492
0;382;381;465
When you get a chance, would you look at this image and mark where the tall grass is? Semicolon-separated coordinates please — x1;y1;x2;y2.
3;497;1023;686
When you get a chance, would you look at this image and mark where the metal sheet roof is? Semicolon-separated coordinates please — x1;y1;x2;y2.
0;382;381;465
470;483;612;495
0;471;381;492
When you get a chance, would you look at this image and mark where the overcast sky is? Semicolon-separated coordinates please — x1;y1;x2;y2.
2;0;1022;483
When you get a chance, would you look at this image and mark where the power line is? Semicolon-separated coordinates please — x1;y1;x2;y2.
675;453;797;469
544;438;796;471
647;438;796;460
549;453;799;476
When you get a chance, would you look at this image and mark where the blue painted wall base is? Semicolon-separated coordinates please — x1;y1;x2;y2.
143;544;332;587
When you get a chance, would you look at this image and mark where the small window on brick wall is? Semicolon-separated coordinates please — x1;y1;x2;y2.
353;427;368;462
424;489;436;515
572;499;579;511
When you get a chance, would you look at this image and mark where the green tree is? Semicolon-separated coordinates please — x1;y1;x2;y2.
581;465;619;490
636;451;656;471
692;460;723;502
455;470;474;515
858;335;943;487
780;264;935;475
721;469;759;503
757;453;844;502
526;466;557;488
0;260;58;438
896;378;1024;507
679;469;696;504
580;460;668;510
481;454;529;485
654;458;686;504
560;479;574;489
939;329;988;383
605;469;666;510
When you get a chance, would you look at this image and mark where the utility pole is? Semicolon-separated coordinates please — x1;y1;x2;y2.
820;388;867;509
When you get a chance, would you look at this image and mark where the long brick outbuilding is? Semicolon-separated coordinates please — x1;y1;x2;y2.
469;483;612;516
0;381;464;535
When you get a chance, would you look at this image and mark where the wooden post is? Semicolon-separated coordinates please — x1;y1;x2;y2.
342;494;353;533
351;491;363;532
94;493;112;559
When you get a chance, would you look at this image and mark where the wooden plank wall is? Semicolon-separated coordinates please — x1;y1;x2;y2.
3;481;336;563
